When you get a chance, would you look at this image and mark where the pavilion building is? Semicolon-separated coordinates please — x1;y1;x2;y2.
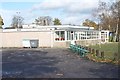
0;25;109;48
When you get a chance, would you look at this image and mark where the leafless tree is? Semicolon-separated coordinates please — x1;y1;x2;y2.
11;15;24;29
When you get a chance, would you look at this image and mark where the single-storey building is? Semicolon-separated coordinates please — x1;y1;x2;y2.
0;25;109;48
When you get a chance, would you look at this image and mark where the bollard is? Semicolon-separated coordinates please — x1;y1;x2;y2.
85;47;88;50
113;52;118;61
92;49;95;54
101;51;104;58
96;50;99;57
89;48;91;53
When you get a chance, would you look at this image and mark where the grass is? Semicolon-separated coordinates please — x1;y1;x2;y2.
88;42;119;59
86;42;119;65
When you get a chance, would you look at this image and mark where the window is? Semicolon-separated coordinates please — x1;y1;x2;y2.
81;32;86;39
75;32;78;40
66;31;74;40
79;33;81;40
67;31;70;40
55;31;65;41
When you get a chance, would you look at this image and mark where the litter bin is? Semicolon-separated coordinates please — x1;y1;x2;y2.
22;39;30;48
30;40;39;48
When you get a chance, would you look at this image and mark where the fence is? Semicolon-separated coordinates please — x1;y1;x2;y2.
69;44;118;62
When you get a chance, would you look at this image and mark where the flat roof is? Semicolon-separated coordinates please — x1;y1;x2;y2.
1;29;102;33
1;25;109;32
22;25;94;29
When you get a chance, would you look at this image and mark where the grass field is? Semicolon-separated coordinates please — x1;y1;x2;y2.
88;42;119;59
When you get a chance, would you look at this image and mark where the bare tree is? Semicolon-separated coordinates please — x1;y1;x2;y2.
11;15;24;29
34;16;52;26
110;1;120;41
93;1;112;30
92;1;119;42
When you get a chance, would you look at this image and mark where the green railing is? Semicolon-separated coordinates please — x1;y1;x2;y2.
69;44;89;57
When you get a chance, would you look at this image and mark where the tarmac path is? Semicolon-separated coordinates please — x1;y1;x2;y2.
2;48;119;78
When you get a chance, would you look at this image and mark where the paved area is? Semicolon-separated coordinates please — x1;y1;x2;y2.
2;48;119;78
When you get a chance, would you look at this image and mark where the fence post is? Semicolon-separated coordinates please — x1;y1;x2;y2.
113;52;118;61
92;49;95;54
101;51;104;58
86;47;89;50
96;50;99;57
89;48;91;53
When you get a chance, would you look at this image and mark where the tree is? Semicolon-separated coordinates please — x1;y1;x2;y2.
0;15;4;29
92;1;112;30
82;19;98;29
53;18;61;25
93;1;120;42
11;15;24;29
34;16;52;26
118;0;120;41
110;1;120;41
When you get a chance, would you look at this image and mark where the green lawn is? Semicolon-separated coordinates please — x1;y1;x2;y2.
88;42;119;59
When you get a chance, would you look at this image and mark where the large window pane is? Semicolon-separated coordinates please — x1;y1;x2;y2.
55;31;65;41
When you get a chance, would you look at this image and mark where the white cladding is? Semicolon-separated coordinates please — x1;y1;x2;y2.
22;25;94;30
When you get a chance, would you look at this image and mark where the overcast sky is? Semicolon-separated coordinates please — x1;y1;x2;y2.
0;0;116;28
